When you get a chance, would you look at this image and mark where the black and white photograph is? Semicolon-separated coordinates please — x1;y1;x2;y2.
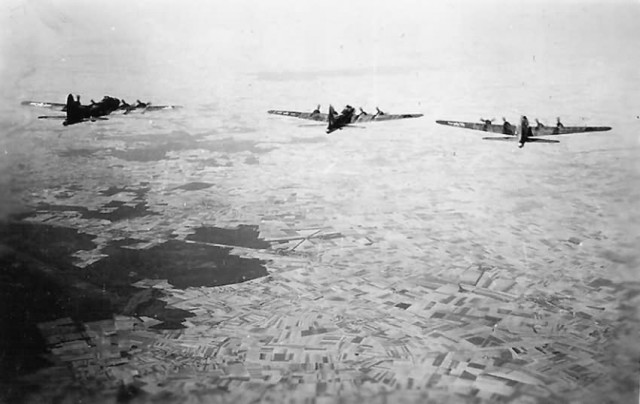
1;0;638;403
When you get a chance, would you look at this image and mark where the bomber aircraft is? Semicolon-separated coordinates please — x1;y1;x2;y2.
22;94;181;126
268;105;423;134
436;116;611;148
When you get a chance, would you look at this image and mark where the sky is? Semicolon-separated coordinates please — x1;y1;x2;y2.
2;0;638;96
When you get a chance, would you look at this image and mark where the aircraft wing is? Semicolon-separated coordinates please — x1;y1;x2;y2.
481;137;560;144
23;100;181;113
108;105;180;117
21;101;67;110
436;120;509;134
437;119;611;136
354;113;423;123
137;104;182;111
268;110;328;122
119;104;183;115
531;125;612;136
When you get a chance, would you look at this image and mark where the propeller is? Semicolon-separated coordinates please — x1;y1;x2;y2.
479;117;495;124
359;107;368;115
312;104;321;114
535;118;545;128
556;117;564;127
376;107;384;115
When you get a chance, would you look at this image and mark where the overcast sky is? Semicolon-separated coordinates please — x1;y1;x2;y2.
0;0;638;116
2;0;638;75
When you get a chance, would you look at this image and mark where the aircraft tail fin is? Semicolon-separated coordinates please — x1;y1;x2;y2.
63;94;84;126
63;94;76;126
66;94;74;113
324;105;339;133
326;105;338;133
328;105;336;124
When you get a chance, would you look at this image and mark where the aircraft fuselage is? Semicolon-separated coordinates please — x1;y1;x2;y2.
517;116;530;148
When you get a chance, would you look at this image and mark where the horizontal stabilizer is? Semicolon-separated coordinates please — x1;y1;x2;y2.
526;138;560;144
